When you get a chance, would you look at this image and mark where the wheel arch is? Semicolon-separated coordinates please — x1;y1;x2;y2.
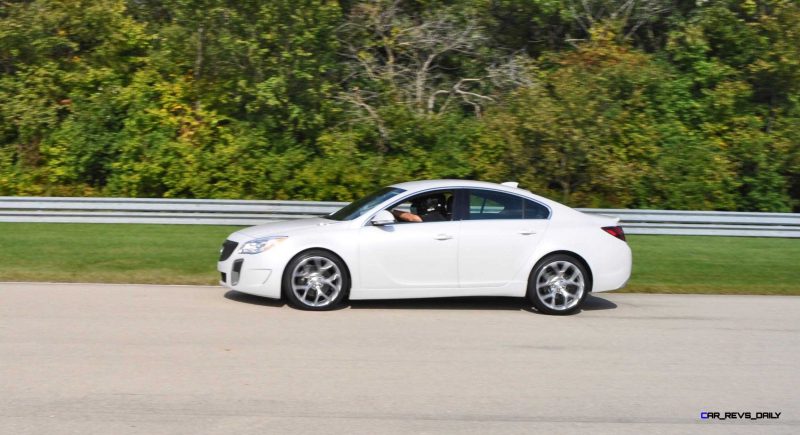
531;250;594;292
281;247;353;297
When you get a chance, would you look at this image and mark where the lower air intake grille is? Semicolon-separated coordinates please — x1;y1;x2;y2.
219;240;238;261
231;259;244;286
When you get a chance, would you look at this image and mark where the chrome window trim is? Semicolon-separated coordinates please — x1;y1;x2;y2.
361;186;551;227
463;188;552;221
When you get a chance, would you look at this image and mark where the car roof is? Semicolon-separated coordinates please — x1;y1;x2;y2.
388;179;574;216
390;179;532;195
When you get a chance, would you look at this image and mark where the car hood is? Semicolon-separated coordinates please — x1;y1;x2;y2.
233;217;342;239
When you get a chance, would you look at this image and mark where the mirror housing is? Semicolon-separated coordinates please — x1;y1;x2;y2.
370;210;396;226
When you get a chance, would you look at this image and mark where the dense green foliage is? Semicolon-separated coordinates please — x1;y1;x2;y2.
1;223;798;294
1;0;798;210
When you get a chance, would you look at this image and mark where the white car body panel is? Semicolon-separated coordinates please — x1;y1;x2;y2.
458;219;549;289
358;221;460;292
217;179;632;303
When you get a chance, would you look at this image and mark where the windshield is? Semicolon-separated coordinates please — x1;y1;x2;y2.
325;187;405;221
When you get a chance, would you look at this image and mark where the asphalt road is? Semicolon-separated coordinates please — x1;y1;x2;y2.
1;283;798;434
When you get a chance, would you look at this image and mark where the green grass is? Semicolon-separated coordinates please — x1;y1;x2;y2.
0;223;245;285
623;235;800;295
0;223;798;294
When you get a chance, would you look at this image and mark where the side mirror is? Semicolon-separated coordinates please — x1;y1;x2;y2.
370;210;396;226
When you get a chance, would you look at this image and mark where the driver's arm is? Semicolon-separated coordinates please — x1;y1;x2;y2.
392;209;422;222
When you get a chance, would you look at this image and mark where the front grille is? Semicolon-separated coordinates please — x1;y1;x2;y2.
219;240;238;261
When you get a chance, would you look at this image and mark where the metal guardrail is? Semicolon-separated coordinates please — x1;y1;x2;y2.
1;196;799;237
583;209;800;238
0;197;344;226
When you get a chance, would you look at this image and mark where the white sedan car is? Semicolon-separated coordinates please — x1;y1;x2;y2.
218;180;631;314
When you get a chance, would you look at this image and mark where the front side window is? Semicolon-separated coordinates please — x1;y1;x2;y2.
387;190;454;223
326;187;405;221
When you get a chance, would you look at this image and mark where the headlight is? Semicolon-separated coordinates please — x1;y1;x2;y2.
238;236;288;254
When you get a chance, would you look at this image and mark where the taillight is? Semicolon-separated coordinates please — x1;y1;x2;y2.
602;226;626;242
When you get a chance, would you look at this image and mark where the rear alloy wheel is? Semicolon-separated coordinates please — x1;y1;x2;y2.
527;254;589;315
283;250;349;310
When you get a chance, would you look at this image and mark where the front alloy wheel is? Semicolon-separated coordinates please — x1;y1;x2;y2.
284;250;349;310
527;254;589;315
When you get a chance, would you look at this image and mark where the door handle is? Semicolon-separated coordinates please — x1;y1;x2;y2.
519;230;537;235
434;234;453;240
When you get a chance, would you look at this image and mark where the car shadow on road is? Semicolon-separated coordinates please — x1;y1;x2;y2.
349;296;525;311
224;290;286;307
223;291;617;313
582;295;618;311
348;294;617;313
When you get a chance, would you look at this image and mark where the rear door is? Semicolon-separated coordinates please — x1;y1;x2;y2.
458;189;550;289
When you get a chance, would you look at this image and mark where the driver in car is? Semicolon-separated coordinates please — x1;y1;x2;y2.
392;195;448;223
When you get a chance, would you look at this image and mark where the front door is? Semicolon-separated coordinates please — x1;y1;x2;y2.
357;189;460;298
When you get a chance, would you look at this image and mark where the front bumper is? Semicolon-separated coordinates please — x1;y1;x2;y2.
217;237;284;299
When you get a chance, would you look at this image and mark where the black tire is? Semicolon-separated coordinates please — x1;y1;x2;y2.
526;254;591;315
282;249;350;311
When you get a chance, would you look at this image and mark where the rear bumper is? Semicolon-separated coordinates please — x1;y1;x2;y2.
590;242;632;292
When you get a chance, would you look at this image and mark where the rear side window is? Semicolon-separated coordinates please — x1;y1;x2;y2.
466;189;550;220
524;199;550;219
467;190;523;220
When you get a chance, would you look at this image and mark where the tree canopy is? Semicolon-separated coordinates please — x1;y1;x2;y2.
1;0;798;211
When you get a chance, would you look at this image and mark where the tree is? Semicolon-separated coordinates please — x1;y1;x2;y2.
474;27;741;209
0;0;148;194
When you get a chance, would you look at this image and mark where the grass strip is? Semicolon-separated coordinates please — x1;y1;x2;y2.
0;223;243;285
0;223;797;294
623;234;799;295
